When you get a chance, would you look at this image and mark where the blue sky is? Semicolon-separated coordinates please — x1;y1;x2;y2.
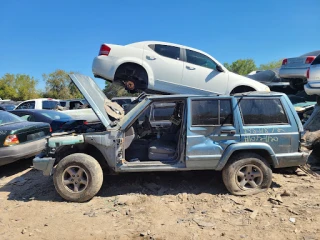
1;0;319;90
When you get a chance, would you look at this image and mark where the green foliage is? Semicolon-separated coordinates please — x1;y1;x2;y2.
43;70;83;99
258;59;283;70
103;82;138;99
0;73;40;100
223;59;256;75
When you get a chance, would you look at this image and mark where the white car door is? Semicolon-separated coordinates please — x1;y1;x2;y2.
181;49;229;95
143;44;183;93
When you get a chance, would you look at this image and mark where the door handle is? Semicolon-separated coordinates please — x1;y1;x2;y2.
146;56;156;60
221;129;236;134
186;66;196;70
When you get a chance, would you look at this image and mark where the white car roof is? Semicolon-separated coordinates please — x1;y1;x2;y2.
20;98;59;102
127;41;212;57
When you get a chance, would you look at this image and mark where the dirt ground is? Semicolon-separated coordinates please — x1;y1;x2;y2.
1;156;320;240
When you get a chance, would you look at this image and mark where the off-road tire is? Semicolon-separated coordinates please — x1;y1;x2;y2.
222;153;272;196
53;153;103;202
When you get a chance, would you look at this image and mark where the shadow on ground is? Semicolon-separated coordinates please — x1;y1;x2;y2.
1;167;230;202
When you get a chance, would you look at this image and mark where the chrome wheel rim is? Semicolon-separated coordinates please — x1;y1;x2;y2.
236;164;263;190
62;166;89;193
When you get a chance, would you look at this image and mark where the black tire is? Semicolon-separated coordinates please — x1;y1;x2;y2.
289;79;305;91
53;153;103;202
222;153;272;196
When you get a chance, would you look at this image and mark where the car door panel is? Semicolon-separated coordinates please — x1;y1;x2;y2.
182;49;229;95
143;44;183;93
186;97;240;169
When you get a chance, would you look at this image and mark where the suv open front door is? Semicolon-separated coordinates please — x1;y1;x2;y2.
186;97;240;169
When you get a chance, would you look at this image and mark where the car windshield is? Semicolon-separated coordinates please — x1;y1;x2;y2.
0;111;24;125
40;111;73;120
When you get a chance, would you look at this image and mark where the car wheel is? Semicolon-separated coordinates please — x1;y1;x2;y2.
53;153;103;202
222;153;272;195
124;79;137;91
289;79;305;90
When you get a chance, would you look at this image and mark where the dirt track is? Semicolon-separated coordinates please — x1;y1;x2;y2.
1;157;320;240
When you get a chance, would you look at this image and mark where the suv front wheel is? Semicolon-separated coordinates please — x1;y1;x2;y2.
222;153;272;195
53;153;103;202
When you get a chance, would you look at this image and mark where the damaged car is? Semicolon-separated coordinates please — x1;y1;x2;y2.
33;74;308;202
92;41;270;95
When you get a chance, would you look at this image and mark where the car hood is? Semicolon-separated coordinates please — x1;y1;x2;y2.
246;69;282;83
69;74;124;128
228;72;270;92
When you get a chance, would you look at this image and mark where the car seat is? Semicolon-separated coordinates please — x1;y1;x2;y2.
148;102;183;161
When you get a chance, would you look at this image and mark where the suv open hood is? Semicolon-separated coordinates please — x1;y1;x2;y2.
69;74;124;128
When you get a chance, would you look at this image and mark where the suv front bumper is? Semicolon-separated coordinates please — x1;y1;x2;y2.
33;155;55;176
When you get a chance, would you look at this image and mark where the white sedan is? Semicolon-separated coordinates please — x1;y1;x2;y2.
92;41;270;95
304;55;320;95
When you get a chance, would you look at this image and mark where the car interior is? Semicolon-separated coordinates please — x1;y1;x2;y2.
124;100;185;163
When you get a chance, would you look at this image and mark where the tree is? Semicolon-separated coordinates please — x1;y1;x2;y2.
43;70;82;99
258;59;283;70
0;73;40;100
223;59;257;75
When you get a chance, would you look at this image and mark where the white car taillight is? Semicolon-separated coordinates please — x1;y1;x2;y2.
99;44;111;56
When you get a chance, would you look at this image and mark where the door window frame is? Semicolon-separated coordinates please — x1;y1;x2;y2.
16;101;36;110
189;97;234;128
238;97;290;126
148;44;183;61
183;48;218;70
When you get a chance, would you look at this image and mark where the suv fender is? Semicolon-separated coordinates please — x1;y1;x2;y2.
216;142;278;170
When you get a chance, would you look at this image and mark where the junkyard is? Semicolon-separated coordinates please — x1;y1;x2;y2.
1;156;320;240
2;1;320;240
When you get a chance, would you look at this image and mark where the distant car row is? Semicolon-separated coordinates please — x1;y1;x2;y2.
14;98;88;110
278;50;320;95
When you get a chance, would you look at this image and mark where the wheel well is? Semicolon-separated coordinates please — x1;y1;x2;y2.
228;149;274;168
114;62;148;89
55;144;109;170
231;86;255;94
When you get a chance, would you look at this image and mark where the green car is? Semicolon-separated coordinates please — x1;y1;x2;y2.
0;110;50;166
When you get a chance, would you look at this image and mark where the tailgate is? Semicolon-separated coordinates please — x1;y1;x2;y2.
283;57;309;68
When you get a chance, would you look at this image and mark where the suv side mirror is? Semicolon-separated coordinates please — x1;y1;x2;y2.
216;65;224;72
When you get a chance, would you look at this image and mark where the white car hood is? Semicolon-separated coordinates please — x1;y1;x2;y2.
69;74;124;128
228;71;270;92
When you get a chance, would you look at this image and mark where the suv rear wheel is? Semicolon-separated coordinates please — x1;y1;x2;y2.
222;153;272;195
53;153;103;202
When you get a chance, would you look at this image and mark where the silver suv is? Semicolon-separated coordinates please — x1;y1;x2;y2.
33;74;308;202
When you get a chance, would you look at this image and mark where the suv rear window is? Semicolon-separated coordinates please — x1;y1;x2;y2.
42;100;59;110
192;99;233;126
153;105;175;121
239;98;288;125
